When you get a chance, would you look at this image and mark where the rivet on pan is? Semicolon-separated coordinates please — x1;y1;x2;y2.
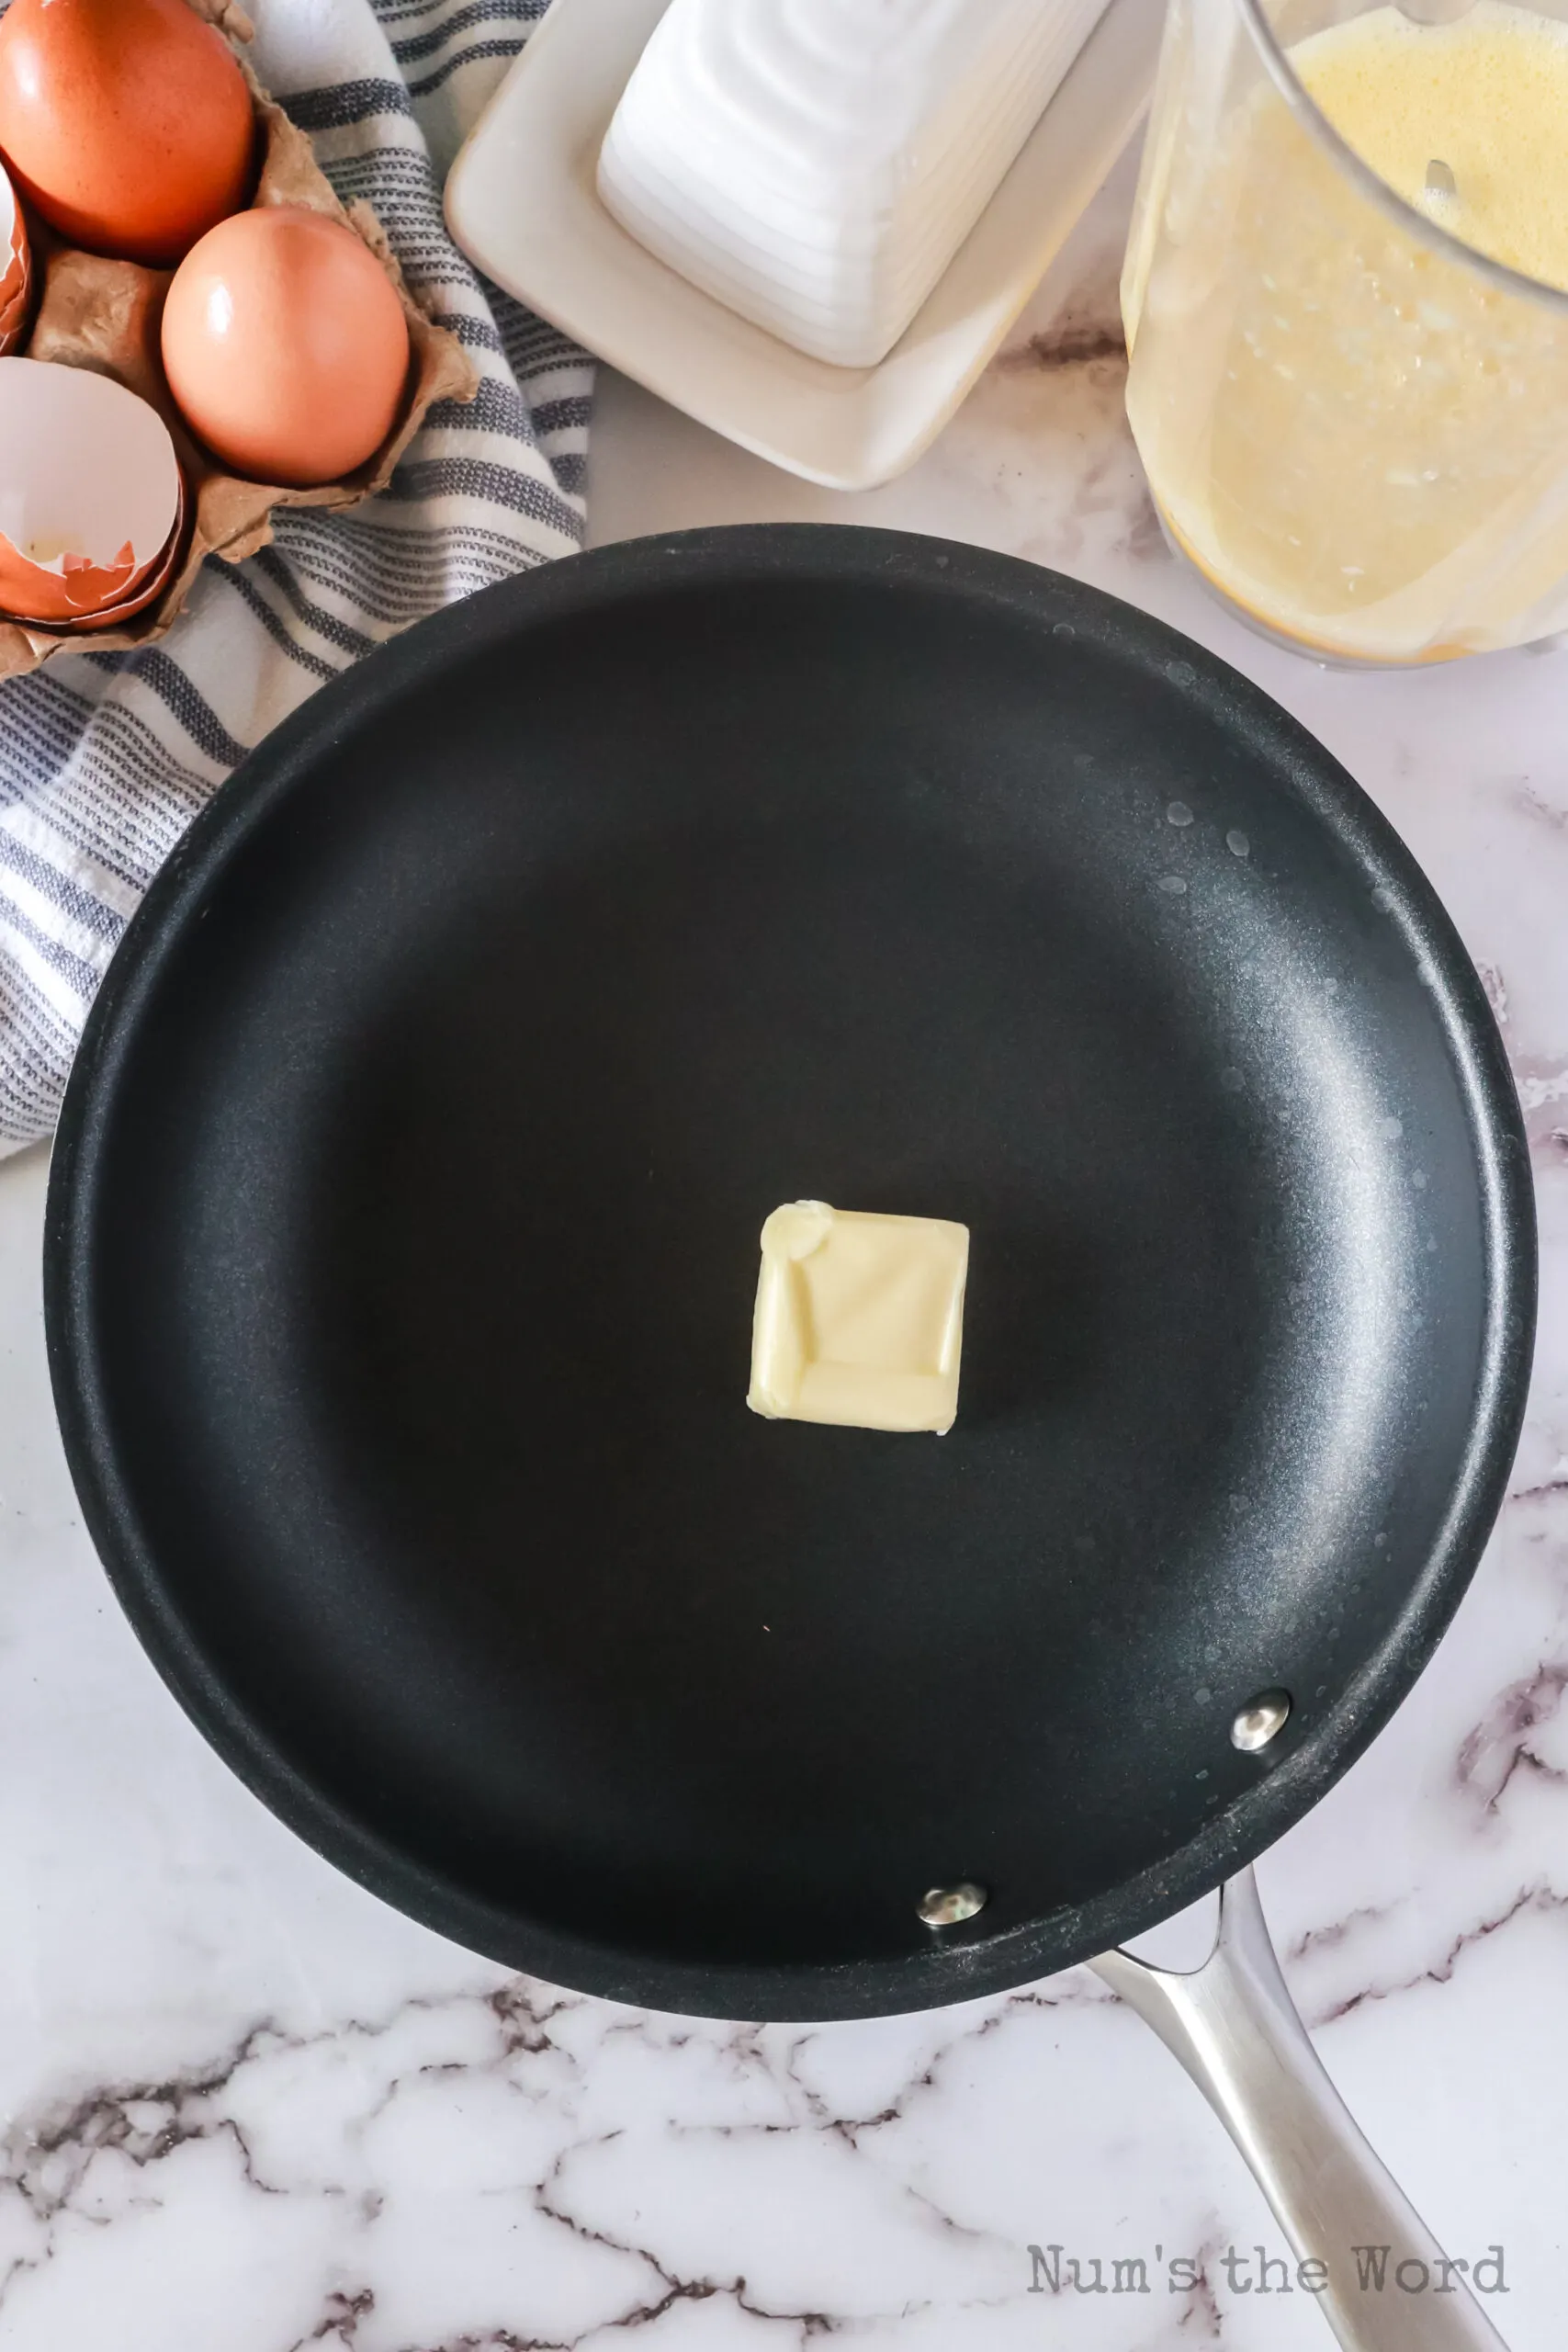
1231;1690;1292;1752
919;1882;987;1928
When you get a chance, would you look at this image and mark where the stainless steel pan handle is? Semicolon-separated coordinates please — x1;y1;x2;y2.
1090;1870;1507;2351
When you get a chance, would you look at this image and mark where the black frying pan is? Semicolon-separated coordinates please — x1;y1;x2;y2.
45;527;1532;2030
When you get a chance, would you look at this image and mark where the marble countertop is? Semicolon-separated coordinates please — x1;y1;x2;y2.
1;155;1565;2352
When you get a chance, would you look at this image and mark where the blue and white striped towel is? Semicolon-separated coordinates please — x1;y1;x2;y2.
0;0;591;1157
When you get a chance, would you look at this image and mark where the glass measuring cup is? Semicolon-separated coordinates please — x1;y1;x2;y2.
1122;0;1568;662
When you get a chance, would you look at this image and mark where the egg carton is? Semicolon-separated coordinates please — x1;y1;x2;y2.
0;0;477;680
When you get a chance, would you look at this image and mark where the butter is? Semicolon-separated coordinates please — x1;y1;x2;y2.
747;1201;969;1434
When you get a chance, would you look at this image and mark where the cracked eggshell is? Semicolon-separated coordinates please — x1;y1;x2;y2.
0;358;183;624
58;476;188;631
0;161;30;354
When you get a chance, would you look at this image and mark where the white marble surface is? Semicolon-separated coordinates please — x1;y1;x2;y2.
1;153;1567;2350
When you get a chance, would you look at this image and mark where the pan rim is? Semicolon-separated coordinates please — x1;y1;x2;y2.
43;525;1537;2021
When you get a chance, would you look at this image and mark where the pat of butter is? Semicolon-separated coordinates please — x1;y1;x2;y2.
747;1202;969;1434
597;0;1111;369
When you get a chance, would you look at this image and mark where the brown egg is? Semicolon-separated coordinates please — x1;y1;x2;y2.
161;207;412;488
0;0;254;267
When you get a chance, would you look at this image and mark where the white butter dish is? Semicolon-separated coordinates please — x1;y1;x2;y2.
598;0;1117;368
446;0;1163;491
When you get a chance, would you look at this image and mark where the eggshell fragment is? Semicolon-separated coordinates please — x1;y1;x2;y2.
59;480;188;631
0;163;29;355
0;359;182;624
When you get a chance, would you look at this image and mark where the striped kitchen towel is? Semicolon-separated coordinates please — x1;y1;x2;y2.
0;0;591;1157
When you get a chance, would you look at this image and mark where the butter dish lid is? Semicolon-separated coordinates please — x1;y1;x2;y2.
598;0;1118;366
